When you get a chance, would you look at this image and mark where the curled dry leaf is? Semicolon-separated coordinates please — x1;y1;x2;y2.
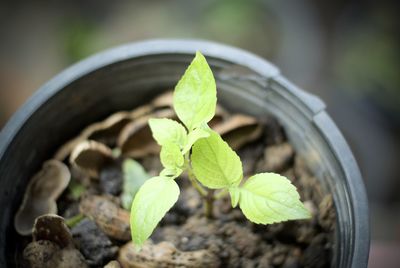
70;140;114;178
86;112;134;146
14;160;71;236
213;114;262;150
33;214;74;248
54;105;152;161
151;91;174;110
257;142;294;173
118;109;175;158
209;105;229;128
79;195;130;241
118;241;221;268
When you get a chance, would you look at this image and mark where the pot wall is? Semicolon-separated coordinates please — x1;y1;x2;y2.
0;39;369;267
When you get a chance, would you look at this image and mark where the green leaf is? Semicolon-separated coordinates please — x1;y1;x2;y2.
182;128;210;154
121;159;151;210
68;180;85;200
160;167;183;178
239;173;311;224
173;51;217;131
130;176;180;248
160;142;184;169
191;131;243;189
229;187;240;208
148;118;187;147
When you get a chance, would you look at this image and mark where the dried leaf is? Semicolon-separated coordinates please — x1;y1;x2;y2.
69;140;115;178
33;214;74;248
214;114;262;150
118;109;175;158
54;105;152;161
14;160;71;236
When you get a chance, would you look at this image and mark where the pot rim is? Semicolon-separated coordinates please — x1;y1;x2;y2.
0;39;369;267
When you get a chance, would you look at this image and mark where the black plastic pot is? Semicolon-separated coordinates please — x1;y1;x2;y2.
0;39;369;267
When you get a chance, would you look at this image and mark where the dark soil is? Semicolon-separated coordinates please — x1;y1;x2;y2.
15;98;335;268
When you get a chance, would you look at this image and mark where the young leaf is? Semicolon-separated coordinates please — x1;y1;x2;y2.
239;173;311;224
130;176;180;248
148;118;187;147
160;142;184;169
160;167;183;178
173;51;217;131
182;128;210;154
229;187;240;208
191;131;243;189
121;159;151;210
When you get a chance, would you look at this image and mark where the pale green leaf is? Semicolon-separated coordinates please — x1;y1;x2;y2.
229;187;240;208
160;142;184;169
239;173;311;224
148;118;187;147
191;131;243;189
130;176;180;248
182;128;210;154
121;159;151;210
173;51;217;131
160;167;183;178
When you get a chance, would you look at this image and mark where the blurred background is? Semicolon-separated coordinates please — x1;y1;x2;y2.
0;0;399;266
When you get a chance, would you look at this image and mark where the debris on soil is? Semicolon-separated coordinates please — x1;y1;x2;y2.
118;109;175;158
32;214;74;248
86;112;134;147
70;140;115;178
318;195;335;232
214;114;262;150
23;215;88;268
79;195;130;241
256;142;294;173
14;160;71;235
23;240;88;268
118;241;221;268
71;218;119;266
53;105;151;161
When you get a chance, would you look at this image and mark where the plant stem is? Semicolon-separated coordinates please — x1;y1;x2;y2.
65;213;85;228
184;152;215;218
184;153;207;197
187;167;208;197
214;188;229;200
204;189;215;219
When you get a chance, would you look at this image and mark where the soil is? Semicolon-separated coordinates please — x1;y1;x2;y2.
15;93;336;268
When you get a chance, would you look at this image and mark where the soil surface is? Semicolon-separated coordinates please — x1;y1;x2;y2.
15;93;335;268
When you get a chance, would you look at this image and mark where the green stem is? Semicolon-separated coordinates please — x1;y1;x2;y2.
204;189;215;219
184;152;215;218
65;213;85;228
214;189;229;200
187;167;208;197
184;153;207;197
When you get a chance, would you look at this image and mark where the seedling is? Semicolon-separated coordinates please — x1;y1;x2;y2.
130;52;311;248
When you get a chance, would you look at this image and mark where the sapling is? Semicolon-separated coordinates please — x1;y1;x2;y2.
130;51;311;248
